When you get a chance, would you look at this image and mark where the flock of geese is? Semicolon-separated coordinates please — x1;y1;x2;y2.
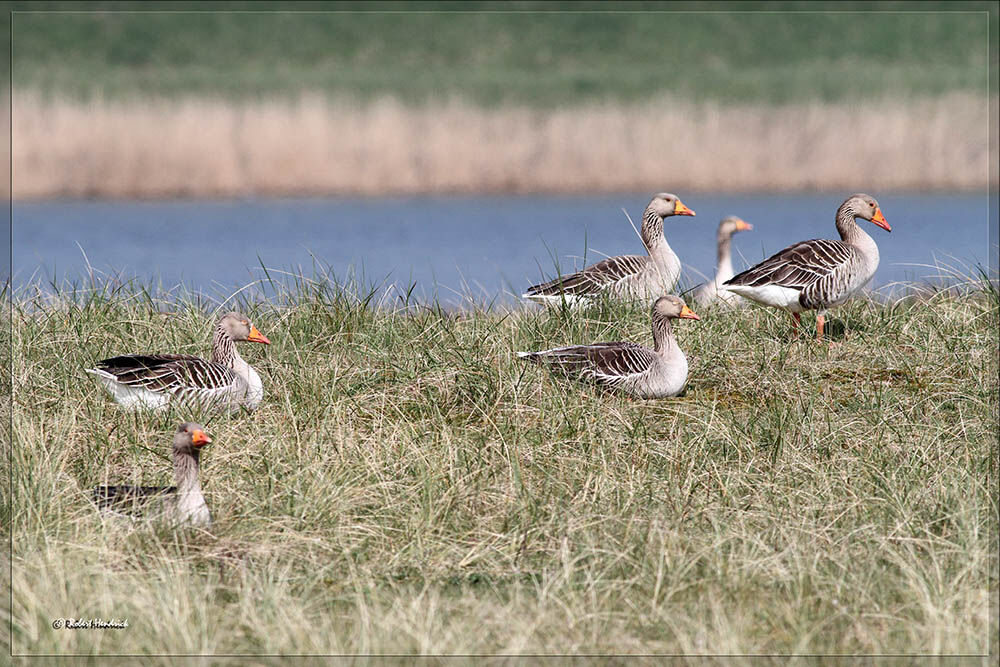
86;192;889;527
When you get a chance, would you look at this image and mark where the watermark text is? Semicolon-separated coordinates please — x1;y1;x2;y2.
52;617;129;630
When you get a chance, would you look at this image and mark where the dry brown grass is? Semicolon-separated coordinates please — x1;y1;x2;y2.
11;92;995;199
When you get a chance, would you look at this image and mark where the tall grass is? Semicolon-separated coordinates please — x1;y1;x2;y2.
7;272;997;656
8;4;993;105
11;92;994;199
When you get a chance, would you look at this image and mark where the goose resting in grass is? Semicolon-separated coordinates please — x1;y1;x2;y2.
522;193;695;305
93;422;213;528
722;193;889;339
518;295;700;398
87;312;270;413
693;216;754;307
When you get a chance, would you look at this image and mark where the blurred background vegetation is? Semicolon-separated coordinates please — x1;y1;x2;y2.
5;1;997;105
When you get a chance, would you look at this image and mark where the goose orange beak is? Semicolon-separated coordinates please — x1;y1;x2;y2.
871;207;890;232
673;200;695;217
679;305;701;320
736;219;753;231
191;429;212;447
247;325;271;345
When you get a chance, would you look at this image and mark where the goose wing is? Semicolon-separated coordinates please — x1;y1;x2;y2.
725;239;855;290
525;255;648;297
93;484;176;514
91;354;239;392
523;341;657;386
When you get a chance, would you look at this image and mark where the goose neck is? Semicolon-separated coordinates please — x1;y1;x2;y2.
715;234;735;283
652;314;678;357
835;202;865;244
835;202;879;263
211;325;241;368
173;450;202;495
641;208;666;251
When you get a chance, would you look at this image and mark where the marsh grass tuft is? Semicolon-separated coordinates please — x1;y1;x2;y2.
7;270;998;655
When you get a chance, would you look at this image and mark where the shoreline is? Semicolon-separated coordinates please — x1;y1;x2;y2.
11;92;996;200
9;269;996;315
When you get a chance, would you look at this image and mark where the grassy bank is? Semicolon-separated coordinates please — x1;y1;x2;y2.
8;275;998;656
8;2;995;105
11;92;994;198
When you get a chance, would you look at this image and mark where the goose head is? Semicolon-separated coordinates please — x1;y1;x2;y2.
845;193;890;232
218;312;271;345
653;295;700;321
718;215;753;241
718;215;753;239
174;422;212;455
648;192;696;218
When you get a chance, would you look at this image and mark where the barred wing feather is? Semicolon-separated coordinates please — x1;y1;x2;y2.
726;239;855;290
93;354;239;393
525;255;648;296
93;485;175;514
529;342;657;386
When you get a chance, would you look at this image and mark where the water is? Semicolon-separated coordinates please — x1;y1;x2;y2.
11;192;998;307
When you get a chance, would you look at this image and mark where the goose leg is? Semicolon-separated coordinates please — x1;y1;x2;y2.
790;312;801;337
816;312;825;339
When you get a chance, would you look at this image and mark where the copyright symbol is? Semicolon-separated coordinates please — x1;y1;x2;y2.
52;618;63;629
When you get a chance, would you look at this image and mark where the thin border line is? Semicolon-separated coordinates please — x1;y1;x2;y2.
7;9;994;14
6;3;997;659
6;4;11;660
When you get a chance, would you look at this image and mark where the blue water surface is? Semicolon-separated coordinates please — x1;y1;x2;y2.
11;192;998;307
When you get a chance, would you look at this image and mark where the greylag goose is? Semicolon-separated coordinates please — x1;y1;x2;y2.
522;193;695;305
93;422;213;527
722;193;889;338
87;312;270;413
518;295;700;398
693;216;754;307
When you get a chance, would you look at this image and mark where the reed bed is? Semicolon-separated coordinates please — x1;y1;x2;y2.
6;272;998;657
11;92;995;199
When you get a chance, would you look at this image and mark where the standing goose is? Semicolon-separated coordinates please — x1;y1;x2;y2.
693;215;754;307
87;312;270;413
518;295;700;398
722;193;889;338
522;193;695;305
93;422;213;528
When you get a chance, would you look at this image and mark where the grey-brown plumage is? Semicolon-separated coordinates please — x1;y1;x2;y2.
518;295;700;398
93;422;213;528
722;193;890;338
87;312;270;412
522;193;696;305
